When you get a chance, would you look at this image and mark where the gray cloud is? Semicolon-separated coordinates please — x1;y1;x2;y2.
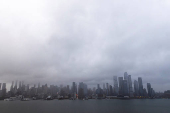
0;0;170;92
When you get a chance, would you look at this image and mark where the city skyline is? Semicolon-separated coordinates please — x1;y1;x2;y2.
1;0;170;93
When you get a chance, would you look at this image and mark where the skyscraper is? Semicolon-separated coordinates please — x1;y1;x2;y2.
118;77;123;95
147;83;151;97
128;75;133;97
72;82;77;96
123;80;128;96
106;83;109;96
113;76;119;95
2;83;6;97
134;80;139;96
124;72;129;94
138;77;143;96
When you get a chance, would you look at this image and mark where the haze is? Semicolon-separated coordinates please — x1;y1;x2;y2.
0;0;170;92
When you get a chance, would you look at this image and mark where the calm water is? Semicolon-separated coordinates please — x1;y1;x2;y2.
0;99;170;113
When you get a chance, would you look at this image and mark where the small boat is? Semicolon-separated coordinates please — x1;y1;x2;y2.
4;98;13;101
21;98;30;101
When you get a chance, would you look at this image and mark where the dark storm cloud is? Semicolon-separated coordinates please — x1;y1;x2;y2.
0;0;170;91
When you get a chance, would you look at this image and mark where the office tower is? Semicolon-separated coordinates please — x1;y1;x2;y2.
124;72;129;94
128;75;133;97
138;77;143;96
119;77;123;95
123;80;128;96
106;83;109;96
78;82;85;99
2;83;6;97
134;80;139;96
72;82;77;96
97;84;100;90
26;84;29;91
14;80;18;91
103;83;105;90
113;76;119;95
0;83;1;90
84;84;87;96
109;85;113;96
19;81;21;89
147;83;151;97
119;77;124;94
10;81;14;92
143;88;148;97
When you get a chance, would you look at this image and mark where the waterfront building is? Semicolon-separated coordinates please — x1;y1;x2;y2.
147;83;152;97
124;72;129;94
128;75;133;97
113;76;119;95
123;80;128;96
118;77;123;95
134;80;139;96
138;77;143;96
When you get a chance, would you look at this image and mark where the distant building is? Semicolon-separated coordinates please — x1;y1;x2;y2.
128;75;133;97
123;80;128;96
118;77;123;95
134;80;139;96
147;83;152;97
138;77;143;96
113;76;119;95
124;72;129;94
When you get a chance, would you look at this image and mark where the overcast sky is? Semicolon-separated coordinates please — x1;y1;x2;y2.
0;0;170;92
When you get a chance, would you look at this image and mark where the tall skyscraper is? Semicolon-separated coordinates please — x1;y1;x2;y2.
103;83;105;90
10;81;14;92
118;77;123;95
14;80;18;91
138;77;143;96
124;72;129;94
147;83;151;97
97;84;100;90
128;75;133;97
113;76;118;95
106;83;109;96
123;80;128;96
134;80;139;96
72;82;77;96
19;81;21;89
2;83;6;97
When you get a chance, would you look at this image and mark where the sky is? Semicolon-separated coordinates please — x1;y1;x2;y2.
0;0;170;92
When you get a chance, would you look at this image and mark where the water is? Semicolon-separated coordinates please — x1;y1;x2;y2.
0;99;170;113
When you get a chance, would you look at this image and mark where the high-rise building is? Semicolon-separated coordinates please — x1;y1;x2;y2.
124;72;129;94
78;82;85;99
97;84;100;90
72;82;77;96
128;75;133;97
118;77;123;95
134;80;139;96
123;80;128;96
19;81;21;89
113;76;119;95
109;85;113;96
138;77;143;96
147;83;151;97
2;83;6;97
106;83;109;96
103;83;105;90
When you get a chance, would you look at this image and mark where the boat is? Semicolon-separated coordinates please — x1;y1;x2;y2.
4;98;13;101
21;98;30;101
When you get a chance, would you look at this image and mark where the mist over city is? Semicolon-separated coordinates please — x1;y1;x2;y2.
1;0;170;93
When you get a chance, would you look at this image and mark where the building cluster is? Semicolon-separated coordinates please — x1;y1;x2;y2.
0;72;165;99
